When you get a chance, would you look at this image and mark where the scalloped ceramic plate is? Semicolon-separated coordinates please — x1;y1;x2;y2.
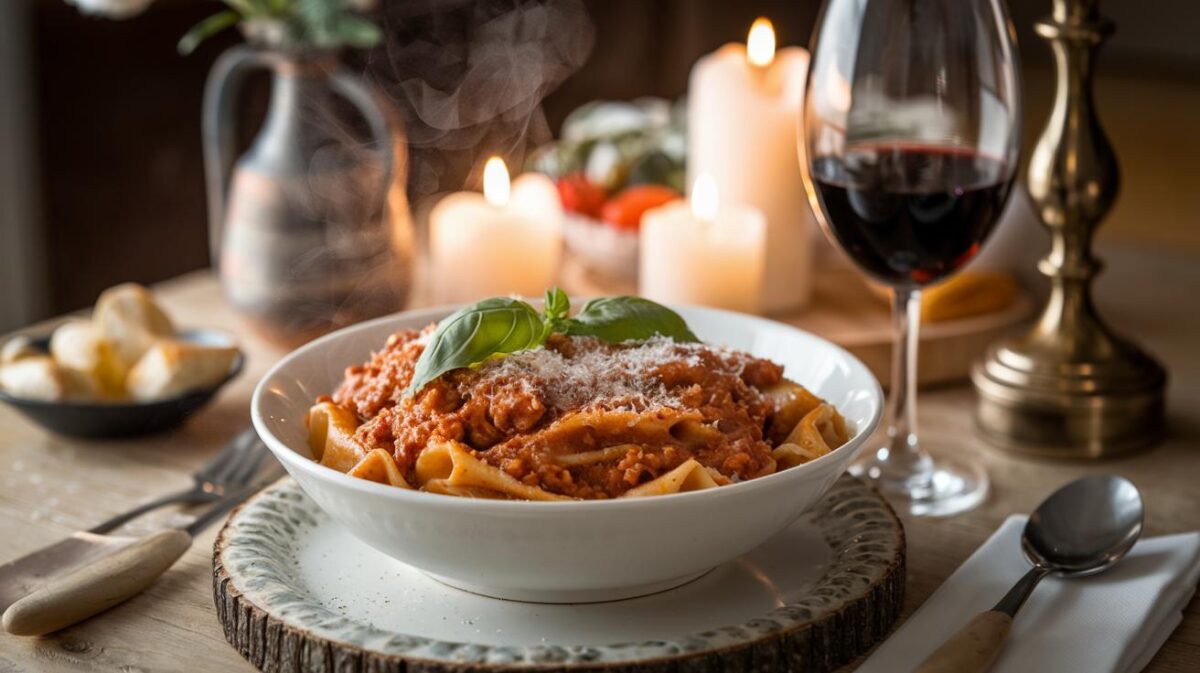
213;475;905;672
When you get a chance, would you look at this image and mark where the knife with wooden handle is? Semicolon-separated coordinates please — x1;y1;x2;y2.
1;480;265;636
0;532;140;611
913;610;1013;673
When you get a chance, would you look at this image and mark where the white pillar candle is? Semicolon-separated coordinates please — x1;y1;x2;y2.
688;18;815;314
639;174;765;314
429;157;563;303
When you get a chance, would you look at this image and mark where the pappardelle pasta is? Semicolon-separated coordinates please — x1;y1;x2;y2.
306;324;852;501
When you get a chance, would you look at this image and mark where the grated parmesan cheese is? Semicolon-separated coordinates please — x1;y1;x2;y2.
470;336;750;413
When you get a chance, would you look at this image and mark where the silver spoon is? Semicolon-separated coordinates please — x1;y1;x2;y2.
916;474;1144;673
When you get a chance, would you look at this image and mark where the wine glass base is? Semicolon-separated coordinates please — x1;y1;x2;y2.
849;454;988;517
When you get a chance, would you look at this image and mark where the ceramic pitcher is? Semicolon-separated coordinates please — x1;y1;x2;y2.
202;47;413;347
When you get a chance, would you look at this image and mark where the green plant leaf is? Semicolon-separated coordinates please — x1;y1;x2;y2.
407;298;545;396
540;286;571;340
291;0;381;49
545;286;570;320
332;15;383;48
178;10;240;55
221;0;266;17
295;0;337;23
564;296;698;343
544;287;570;321
406;292;699;395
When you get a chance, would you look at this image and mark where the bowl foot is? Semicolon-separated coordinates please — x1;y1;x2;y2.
421;569;711;604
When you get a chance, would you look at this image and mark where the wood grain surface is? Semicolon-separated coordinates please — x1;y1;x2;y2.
0;243;1197;672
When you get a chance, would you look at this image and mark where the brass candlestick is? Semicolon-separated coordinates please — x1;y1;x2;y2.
971;0;1167;458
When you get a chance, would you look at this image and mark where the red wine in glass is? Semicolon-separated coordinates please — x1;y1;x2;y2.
803;0;1021;517
811;144;1013;287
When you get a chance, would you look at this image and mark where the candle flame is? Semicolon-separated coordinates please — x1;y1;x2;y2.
747;18;776;68
483;156;511;207
691;174;719;222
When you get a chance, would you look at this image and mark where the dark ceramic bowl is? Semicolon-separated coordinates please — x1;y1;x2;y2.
0;329;244;438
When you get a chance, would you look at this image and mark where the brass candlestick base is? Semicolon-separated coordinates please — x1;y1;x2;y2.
971;0;1167;458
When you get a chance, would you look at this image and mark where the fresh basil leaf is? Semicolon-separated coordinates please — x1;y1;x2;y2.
406;292;697;395
544;287;570;322
541;286;571;339
406;298;544;396
564;296;698;343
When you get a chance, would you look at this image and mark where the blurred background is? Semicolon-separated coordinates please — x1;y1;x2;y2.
1;0;1197;333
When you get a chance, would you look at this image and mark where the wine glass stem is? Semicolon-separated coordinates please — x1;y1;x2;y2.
881;287;933;485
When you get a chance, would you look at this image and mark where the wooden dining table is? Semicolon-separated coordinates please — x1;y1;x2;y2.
1;242;1197;672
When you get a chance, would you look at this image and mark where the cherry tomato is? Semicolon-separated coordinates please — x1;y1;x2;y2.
600;185;680;232
556;174;606;218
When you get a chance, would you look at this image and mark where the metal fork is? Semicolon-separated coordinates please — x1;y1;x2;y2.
0;428;275;612
86;428;269;535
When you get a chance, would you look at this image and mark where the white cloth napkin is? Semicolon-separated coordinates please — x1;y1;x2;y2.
857;515;1200;673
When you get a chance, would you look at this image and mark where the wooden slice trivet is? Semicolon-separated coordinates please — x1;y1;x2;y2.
213;476;905;673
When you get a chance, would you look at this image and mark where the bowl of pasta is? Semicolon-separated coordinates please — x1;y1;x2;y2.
252;291;883;603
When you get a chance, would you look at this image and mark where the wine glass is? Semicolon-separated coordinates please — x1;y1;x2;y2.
801;0;1021;516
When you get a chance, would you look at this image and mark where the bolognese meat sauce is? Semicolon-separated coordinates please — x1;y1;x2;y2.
333;330;785;499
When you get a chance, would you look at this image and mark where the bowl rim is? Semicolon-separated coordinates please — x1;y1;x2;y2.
0;327;244;410
251;301;884;512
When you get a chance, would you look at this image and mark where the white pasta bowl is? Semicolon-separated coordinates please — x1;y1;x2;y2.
252;304;883;603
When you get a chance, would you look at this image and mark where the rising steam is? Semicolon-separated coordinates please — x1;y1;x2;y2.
248;0;593;336
367;0;595;196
